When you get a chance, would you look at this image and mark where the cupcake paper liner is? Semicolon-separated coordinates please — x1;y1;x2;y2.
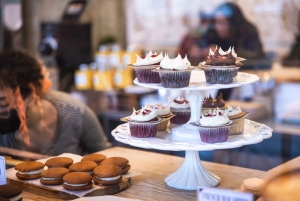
133;65;161;83
228;112;249;135
157;113;176;131
170;108;191;124
203;68;238;84
120;116;161;138
129;122;159;138
198;126;230;143
229;117;245;135
153;68;193;88
157;120;169;131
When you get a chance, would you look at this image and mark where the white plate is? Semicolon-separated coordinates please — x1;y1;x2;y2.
133;71;259;91
111;119;272;151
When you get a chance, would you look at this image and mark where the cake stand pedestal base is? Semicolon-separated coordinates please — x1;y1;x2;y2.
165;151;220;190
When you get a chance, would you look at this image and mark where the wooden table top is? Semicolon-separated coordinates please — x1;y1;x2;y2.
20;147;267;201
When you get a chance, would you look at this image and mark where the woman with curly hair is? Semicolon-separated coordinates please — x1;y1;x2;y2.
0;50;111;155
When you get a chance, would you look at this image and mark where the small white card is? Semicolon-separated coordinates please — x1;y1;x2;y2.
0;156;6;185
198;186;253;201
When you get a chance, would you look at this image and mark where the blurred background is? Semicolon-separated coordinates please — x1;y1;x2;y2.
1;0;300;171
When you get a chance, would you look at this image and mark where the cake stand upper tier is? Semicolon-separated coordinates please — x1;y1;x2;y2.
133;71;259;91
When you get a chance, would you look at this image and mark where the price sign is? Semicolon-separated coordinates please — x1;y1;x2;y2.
198;186;253;201
0;156;6;185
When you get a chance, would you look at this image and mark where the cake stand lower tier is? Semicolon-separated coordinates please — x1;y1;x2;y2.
111;120;272;190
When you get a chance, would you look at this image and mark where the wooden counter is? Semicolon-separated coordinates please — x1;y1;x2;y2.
17;147;266;201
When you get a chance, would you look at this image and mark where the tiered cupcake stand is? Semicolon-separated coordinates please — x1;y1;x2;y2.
111;71;272;190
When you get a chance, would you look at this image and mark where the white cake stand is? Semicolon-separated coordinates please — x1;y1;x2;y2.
111;71;273;190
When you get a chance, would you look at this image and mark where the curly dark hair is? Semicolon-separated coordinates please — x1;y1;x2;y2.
0;50;45;98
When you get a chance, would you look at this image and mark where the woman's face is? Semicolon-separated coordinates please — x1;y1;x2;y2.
214;13;230;39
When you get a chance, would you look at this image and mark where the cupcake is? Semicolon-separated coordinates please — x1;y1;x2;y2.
145;103;175;131
153;54;193;88
169;97;190;124
226;106;248;135
126;107;160;138
199;46;246;84
198;108;231;143
201;93;227;114
132;51;163;83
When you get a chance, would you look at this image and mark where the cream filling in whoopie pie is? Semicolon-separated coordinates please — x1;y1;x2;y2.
42;177;62;180
8;194;22;201
17;168;44;175
64;182;89;187
95;175;120;181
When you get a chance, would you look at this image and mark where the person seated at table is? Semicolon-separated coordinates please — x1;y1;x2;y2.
0;50;111;155
189;3;265;100
282;11;300;67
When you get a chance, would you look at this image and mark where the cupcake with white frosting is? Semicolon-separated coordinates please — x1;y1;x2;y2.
169;97;191;124
132;51;163;83
226;106;248;135
198;108;232;143
153;53;194;88
145;103;175;131
126;107;160;138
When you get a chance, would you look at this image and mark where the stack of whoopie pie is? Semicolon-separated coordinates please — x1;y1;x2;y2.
13;154;131;192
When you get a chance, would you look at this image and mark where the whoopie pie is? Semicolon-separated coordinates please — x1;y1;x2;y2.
0;184;22;201
62;172;92;191
101;157;131;174
81;154;106;165
40;167;69;185
45;157;73;168
93;164;123;185
69;161;97;175
14;161;45;180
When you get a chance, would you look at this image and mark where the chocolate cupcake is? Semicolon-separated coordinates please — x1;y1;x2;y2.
199;46;246;84
153;54;194;88
145;103;175;131
226;106;248;135
124;107;160;138
132;51;163;83
201;93;227;114
198;108;232;144
169;97;190;124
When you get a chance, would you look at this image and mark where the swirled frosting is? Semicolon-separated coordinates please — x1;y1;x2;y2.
133;51;163;66
226;106;242;117
145;103;170;116
130;107;158;122
203;46;246;66
160;54;191;70
169;97;190;109
200;108;229;126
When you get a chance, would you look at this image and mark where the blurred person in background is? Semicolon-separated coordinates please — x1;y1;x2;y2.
283;11;300;66
189;2;265;99
0;50;111;156
178;12;212;65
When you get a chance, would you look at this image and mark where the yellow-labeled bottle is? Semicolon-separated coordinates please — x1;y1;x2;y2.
113;64;132;89
74;64;93;90
93;64;114;91
95;45;108;65
107;44;122;67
